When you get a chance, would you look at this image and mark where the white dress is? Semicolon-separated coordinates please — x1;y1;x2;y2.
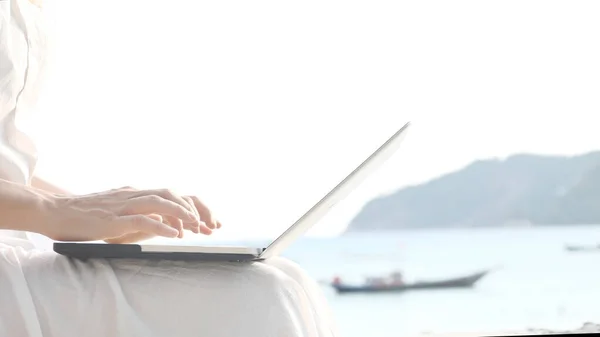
0;1;337;336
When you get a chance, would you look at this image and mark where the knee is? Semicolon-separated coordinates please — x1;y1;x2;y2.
249;258;300;286
234;263;319;335
262;256;302;270
260;257;318;288
241;259;313;302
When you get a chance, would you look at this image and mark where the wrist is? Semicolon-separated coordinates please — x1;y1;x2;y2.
28;193;62;237
20;189;59;236
0;179;57;234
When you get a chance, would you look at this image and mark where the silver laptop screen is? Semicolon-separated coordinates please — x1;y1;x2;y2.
259;122;411;259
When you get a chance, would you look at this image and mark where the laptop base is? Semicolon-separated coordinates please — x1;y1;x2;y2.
53;243;262;262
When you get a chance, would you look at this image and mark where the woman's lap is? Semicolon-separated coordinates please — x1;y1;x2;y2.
0;244;336;337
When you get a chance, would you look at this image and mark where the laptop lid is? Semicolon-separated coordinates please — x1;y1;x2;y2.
259;121;411;259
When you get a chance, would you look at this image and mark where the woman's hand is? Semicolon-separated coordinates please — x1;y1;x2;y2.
40;186;222;243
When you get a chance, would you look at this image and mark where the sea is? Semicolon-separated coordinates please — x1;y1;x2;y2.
258;225;600;337
165;225;600;337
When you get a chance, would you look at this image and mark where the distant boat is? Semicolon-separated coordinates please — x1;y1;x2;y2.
565;244;600;252
331;270;490;294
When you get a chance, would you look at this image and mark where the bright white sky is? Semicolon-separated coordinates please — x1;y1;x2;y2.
25;0;600;240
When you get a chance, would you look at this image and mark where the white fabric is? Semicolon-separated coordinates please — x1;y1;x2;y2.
0;1;337;336
0;0;42;184
0;0;42;241
0;248;337;337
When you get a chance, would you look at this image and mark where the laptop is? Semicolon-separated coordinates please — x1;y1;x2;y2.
53;121;411;262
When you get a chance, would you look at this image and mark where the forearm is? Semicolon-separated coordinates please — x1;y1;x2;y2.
0;178;54;233
31;175;71;195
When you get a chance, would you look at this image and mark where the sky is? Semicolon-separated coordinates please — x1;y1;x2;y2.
23;0;600;240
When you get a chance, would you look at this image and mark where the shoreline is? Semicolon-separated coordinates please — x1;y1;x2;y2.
416;322;600;337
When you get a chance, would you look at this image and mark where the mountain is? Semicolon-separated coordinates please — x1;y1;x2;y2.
346;151;600;232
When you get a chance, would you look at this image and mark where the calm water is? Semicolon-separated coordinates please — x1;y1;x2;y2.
278;226;600;337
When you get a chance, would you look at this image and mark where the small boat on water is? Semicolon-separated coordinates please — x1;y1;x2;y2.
330;270;490;294
565;244;600;252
